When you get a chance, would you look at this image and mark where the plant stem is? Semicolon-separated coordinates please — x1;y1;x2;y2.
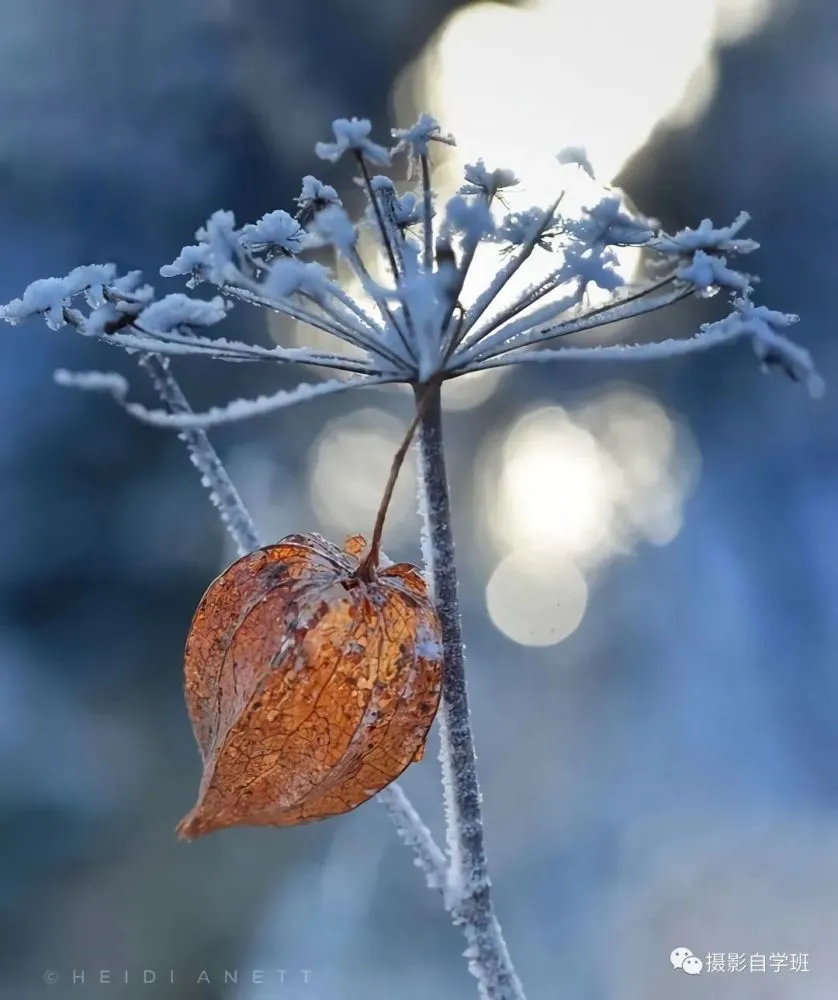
376;784;446;891
355;152;401;284
420;153;434;272
139;353;260;557
415;382;526;1000
358;381;438;579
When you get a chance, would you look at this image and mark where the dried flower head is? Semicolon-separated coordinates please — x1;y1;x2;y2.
0;113;822;430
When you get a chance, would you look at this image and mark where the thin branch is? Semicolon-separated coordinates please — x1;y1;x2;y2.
104;326;383;375
468;326;745;369
222;281;405;369
358;382;438;579
462;258;582;354
466;308;824;396
456;280;692;367
421;154;434;272
456;197;564;346
354;153;424;364
344;245;417;365
462;283;586;362
122;373;401;429
356;152;402;284
58;365;403;430
415;382;526;1000
298;291;403;367
376;784;447;891
373;185;409;280
321;280;388;340
461;267;681;366
139;353;260;557
438;194;493;358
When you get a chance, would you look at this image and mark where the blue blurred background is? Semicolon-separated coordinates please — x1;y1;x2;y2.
1;1;836;998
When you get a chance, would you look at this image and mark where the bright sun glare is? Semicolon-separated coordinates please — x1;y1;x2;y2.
392;0;765;647
396;0;771;185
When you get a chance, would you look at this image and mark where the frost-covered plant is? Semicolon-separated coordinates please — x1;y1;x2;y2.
0;114;821;1000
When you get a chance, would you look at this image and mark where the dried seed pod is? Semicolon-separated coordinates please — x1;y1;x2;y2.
177;532;442;839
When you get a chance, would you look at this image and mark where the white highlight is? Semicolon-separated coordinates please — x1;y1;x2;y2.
486;550;588;647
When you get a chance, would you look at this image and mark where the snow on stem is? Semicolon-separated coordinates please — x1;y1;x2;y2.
139;353;260;556
415;382;526;1000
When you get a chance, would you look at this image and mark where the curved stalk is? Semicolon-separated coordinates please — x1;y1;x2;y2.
357;381;439;580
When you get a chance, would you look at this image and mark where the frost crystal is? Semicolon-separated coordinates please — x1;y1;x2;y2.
650;211;759;255
678;250;752;295
294;175;341;227
460;161;518;199
310;204;358;253
54;369;128;396
391;113;456;157
0;264;117;329
556;146;596;180
264;259;331;302
140;295;229;333
315;117;390;166
160;244;214;286
239;210;309;257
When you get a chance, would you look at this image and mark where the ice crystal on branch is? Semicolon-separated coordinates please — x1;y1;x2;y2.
294;175;342;227
238;210;310;258
556;145;596;180
391;113;456;159
315;117;391;166
0;113;821;428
